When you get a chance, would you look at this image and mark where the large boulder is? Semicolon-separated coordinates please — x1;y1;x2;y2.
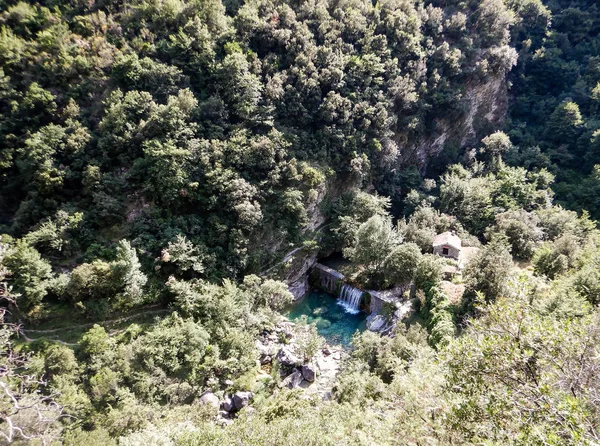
220;395;234;412
281;369;304;389
199;391;219;409
256;340;276;364
275;347;301;367
366;314;387;333
232;391;253;411
301;364;316;382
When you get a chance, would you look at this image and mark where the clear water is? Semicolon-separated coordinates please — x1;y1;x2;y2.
338;283;363;314
285;291;367;347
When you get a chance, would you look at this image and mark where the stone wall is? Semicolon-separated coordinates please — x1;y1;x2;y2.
368;292;387;315
310;265;417;334
433;244;460;260
312;263;345;296
311;264;391;315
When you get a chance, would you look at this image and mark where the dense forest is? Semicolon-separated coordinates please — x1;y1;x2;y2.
2;0;600;444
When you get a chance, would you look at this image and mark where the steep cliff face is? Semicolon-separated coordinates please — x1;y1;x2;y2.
460;75;509;146
402;73;509;172
264;176;351;299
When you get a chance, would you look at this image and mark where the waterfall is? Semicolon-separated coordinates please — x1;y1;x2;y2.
313;263;364;315
338;283;362;315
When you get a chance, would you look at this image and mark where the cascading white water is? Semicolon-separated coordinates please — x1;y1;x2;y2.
337;283;362;315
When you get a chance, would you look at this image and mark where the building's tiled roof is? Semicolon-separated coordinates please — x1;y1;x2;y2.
433;231;461;249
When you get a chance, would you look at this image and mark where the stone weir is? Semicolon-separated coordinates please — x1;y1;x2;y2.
310;263;391;315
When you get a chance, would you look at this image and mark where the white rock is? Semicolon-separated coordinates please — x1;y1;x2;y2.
281;369;304;389
366;314;387;332
199;391;219;409
275;347;302;367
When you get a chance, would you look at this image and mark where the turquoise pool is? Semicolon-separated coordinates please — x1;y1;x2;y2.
285;291;367;347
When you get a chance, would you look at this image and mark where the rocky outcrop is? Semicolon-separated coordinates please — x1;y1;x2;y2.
460;76;509;147
276;346;302;368
261;177;353;300
220;396;234;413
255;320;345;398
256;339;277;365
400;73;509;172
301;364;316;382
232;391;253;411
288;275;309;301
304;175;329;233
280;245;320;301
217;389;256;424
260;246;317;301
281;369;304;389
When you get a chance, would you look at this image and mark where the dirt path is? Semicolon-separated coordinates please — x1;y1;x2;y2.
19;332;78;347
23;307;169;334
19;306;170;345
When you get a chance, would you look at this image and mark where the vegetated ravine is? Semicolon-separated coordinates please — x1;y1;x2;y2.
2;0;600;444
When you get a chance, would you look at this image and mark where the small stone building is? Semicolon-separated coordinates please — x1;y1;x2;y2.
433;231;461;260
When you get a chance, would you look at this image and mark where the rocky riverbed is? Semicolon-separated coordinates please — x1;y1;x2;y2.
199;319;348;425
256;320;347;400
